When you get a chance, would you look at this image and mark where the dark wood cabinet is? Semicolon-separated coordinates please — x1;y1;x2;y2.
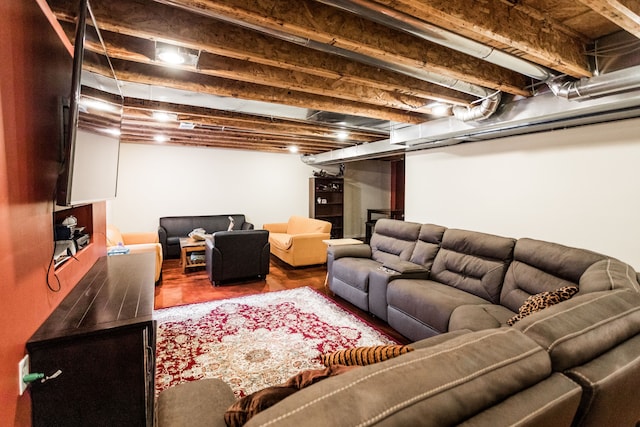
27;253;156;427
309;177;344;238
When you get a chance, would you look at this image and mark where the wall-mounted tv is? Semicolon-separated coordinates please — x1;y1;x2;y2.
56;0;123;207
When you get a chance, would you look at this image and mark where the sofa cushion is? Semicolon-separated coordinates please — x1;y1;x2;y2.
286;216;330;234
268;233;293;251
245;328;552;427
506;285;578;326
430;229;515;304
500;238;606;312
387;279;489;334
369;219;421;265
449;304;515;331
332;258;380;293
514;289;640;371
408;223;446;269
157;378;236;427
320;345;414;367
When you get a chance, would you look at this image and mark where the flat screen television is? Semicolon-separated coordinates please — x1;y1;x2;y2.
57;0;123;207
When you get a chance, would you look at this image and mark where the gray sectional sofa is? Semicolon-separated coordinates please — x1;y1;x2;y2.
157;218;640;426
328;218;639;341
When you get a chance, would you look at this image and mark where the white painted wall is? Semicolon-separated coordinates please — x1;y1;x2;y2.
107;143;316;232
344;161;391;238
405;117;640;268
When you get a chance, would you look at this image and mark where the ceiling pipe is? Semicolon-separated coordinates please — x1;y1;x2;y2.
452;92;502;122
302;68;640;165
547;65;640;100
316;0;553;81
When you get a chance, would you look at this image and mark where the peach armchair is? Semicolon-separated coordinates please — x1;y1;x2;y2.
107;224;163;283
263;216;331;267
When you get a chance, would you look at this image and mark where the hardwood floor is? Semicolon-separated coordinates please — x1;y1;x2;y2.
154;256;410;344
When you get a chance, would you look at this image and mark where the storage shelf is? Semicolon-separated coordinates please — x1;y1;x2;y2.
310;177;344;239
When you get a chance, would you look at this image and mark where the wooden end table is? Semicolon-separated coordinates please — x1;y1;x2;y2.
179;237;207;273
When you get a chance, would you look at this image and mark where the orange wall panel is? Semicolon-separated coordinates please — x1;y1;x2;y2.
0;1;105;425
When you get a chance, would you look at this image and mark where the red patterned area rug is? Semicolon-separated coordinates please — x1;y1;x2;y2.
154;287;397;398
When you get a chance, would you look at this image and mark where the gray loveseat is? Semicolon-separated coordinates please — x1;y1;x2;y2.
158;214;254;258
157;219;640;426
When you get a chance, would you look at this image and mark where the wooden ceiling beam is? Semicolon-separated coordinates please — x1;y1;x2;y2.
156;0;529;95
376;0;591;78
86;36;442;113
120;132;345;150
123;100;386;138
120;134;327;154
120;120;356;147
103;58;431;124
577;0;640;37
51;0;477;106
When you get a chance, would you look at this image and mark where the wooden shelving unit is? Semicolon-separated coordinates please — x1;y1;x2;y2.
309;176;344;238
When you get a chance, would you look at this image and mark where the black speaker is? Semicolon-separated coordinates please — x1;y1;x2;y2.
54;225;72;241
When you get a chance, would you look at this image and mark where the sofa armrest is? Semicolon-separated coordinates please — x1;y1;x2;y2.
382;259;428;275
329;244;372;260
263;222;288;233
157;379;235;427
289;233;331;245
122;231;159;245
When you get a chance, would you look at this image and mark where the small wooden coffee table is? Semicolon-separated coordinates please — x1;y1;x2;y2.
179;237;207;273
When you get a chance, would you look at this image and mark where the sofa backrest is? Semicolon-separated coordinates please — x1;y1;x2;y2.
500;238;606;312
408;223;447;270
579;258;640;293
246;328;575;427
514;289;640;427
160;214;248;236
286;216;331;234
370;219;421;265
430;229;516;304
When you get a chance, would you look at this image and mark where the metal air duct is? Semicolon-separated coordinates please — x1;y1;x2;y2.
547;66;640;100
452;92;502;122
317;0;553;81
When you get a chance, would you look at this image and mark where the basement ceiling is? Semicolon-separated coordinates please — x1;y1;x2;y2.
46;0;640;157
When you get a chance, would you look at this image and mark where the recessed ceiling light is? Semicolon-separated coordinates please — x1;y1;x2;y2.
154;134;168;143
179;122;196;130
155;42;200;67
336;130;349;141
152;111;177;122
288;145;299;153
157;47;185;65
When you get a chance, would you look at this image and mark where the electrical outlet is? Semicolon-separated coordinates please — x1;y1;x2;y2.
18;355;29;396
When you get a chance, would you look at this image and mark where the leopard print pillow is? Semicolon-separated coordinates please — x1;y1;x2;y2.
320;345;414;367
507;285;579;326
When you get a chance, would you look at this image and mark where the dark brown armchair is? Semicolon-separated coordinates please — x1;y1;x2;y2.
205;230;270;286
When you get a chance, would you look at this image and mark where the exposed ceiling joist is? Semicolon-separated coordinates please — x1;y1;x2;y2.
577;0;640;37
45;0;640;156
